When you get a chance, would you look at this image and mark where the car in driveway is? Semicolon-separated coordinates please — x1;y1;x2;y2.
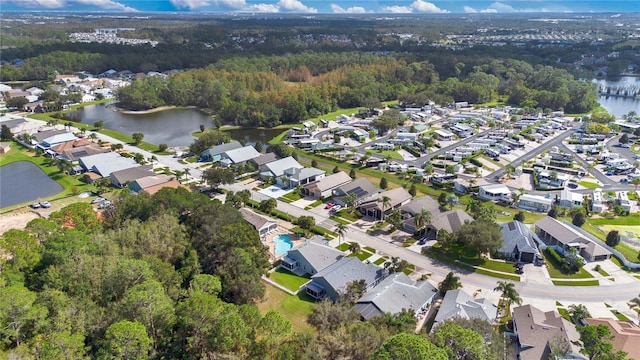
620;143;630;148
324;202;335;209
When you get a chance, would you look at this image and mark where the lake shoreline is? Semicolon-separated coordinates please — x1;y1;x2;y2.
111;105;183;115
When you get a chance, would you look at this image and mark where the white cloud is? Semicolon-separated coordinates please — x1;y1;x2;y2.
331;4;365;13
277;0;317;13
478;2;549;13
480;8;498;13
9;0;137;11
170;0;214;10
411;0;448;13
245;3;280;12
380;5;413;13
463;6;477;13
219;0;248;8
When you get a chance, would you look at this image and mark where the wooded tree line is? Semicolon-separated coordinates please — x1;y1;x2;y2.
114;53;597;127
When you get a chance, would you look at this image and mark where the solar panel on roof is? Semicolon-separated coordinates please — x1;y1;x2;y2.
347;187;367;198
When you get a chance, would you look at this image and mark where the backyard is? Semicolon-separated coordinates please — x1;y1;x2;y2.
257;285;315;333
268;268;310;292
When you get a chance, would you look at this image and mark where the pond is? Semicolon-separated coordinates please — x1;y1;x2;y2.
0;161;63;208
225;127;285;145
65;103;214;147
592;76;640;118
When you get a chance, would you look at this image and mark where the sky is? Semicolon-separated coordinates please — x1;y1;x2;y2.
0;0;637;14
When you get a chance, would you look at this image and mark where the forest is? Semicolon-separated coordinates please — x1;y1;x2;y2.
113;53;598;127
0;188;512;359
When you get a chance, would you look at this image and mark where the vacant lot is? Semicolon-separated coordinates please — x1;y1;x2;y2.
599;225;640;250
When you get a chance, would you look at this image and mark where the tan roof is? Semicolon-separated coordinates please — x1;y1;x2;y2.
134;174;173;189
513;304;584;360
60;144;109;161
361;187;412;211
535;216;611;258
142;179;183;195
238;208;277;232
52;139;92;153
303;171;352;193
586;318;640;359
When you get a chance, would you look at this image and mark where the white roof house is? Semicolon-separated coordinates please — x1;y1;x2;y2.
220;145;260;166
78;152;138;177
518;194;553;213
478;184;511;201
40;132;77;148
559;190;584;209
259;156;303;178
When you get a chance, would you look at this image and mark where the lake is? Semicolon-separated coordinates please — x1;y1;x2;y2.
592;76;640;118
65;103;214;146
0;161;63;208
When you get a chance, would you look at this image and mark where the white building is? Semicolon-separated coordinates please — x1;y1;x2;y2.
518;194;553;213
478;184;511;201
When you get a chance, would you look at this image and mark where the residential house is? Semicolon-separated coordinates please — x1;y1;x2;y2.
372;142;395;151
353;128;370;142
535;216;612;262
433;289;497;328
259;156;303;181
219;145;260;168
592;190;605;213
537;170;571;188
51;139;92;154
199;141;242;162
249;152;278;169
31;130;67;144
559;190;584;209
0;117;28;134
128;174;182;195
281;238;345;276
617;191;633;212
512;304;586;360
39;132;77;150
424;209;474;239
453;177;490;194
498;221;542;263
302;171;352;199
585;318;640;360
358;187;412;220
78;152;139;177
23;100;45;113
478;184;511;201
354;273;437;320
434;129;454;141
59;144;109;162
332;178;379;207
238;208;278;238
282;167;325;188
306;257;387;301
110;165;155;188
517;194;553;213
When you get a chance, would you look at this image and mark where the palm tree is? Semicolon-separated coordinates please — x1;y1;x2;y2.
413;208;431;237
494;281;522;308
348;241;360;255
568;304;591;325
183;168;191;181
379;195;391;221
335;223;347;245
628;294;640;323
438;271;462;297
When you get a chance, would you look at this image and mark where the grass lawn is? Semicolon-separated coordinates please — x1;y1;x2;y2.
542;251;595;280
335;243;350;252
552;279;599;286
257;284;315;333
611;310;631;321
269;268;310;292
304;200;323;209
334;209;362;222
429;242;518;274
0;144;94;211
281;191;303;202
557;308;571;321
375;150;403;160
329;216;350;225
348;251;373;261
364;246;376;254
374;257;388;266
578;181;601;189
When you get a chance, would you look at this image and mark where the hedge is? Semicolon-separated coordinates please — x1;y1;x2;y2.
401;144;421;157
469;158;483;167
545;247;564;265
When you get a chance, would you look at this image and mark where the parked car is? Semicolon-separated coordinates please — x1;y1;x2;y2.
620;144;630;148
325;202;335;209
39;201;51;208
91;197;106;204
98;200;112;209
31;203;41;209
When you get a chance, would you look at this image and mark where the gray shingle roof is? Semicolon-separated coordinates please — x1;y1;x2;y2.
303;171;352;193
110;165;155;186
31;129;66;142
498;220;540;257
202;141;242;157
262;156;303;177
238;208;277;232
335;178;377;198
400;195;443;217
286;240;344;273
250;152;278;167
284;167;326;181
79;152;138;177
433;289;497;325
223;145;260;163
355;273;436;320
312;257;386;294
430;209;474;233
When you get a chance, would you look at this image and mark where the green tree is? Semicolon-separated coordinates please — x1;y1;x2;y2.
605;230;620;247
572;212;586;227
548;335;572;360
308;299;358;332
332;165;340;173
409;183;417;196
388;209;403;231
131;132;144;145
335;223;347;245
619;133;629;144
514;211;525;222
379;177;388;189
349;168;357;179
439;271;462;296
297;215;316;235
384;257;409;274
629;294;640;318
343;193;358;213
254;140;263;153
311;159;318;168
0;229;41;272
379;195;391;221
202;167;235;189
33;331;88;360
0;124;13;141
568;304;591;325
413;208;432;237
0;284;46;347
431;322;487;360
494;281;522;307
257;310;292;354
578;324;627;360
348;241;361;255
458;220;503;257
259;198;277;213
158;143;168;152
372;333;447;360
100;320;152;360
93;120;104;130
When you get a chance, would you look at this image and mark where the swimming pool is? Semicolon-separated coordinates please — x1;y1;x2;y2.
273;234;293;256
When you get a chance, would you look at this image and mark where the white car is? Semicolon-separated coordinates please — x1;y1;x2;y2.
91;197;106;204
98;200;113;209
39;201;51;208
331;205;342;212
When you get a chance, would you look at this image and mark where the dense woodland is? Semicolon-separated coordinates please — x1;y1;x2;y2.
113;53;598;128
0;188;513;359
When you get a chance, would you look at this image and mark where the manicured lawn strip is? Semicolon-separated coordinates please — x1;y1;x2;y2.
542;250;595;279
375;150;403;160
282;191;302;202
334;210;362;221
329;216;350;225
614;243;639;263
364;246;376;254
269;268;310;292
403;268;414;275
336;243;350;252
552;280;599;286
594;266;610;277
474;268;520;281
428;242;518;274
257;284;314;333
589;215;640;226
304;200;323;209
578;181;600;189
348;251;373;261
611;310;631;321
557;308;571;321
496;211;548;224
374;257;388;265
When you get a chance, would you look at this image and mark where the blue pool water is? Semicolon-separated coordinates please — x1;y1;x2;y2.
273;234;293;255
